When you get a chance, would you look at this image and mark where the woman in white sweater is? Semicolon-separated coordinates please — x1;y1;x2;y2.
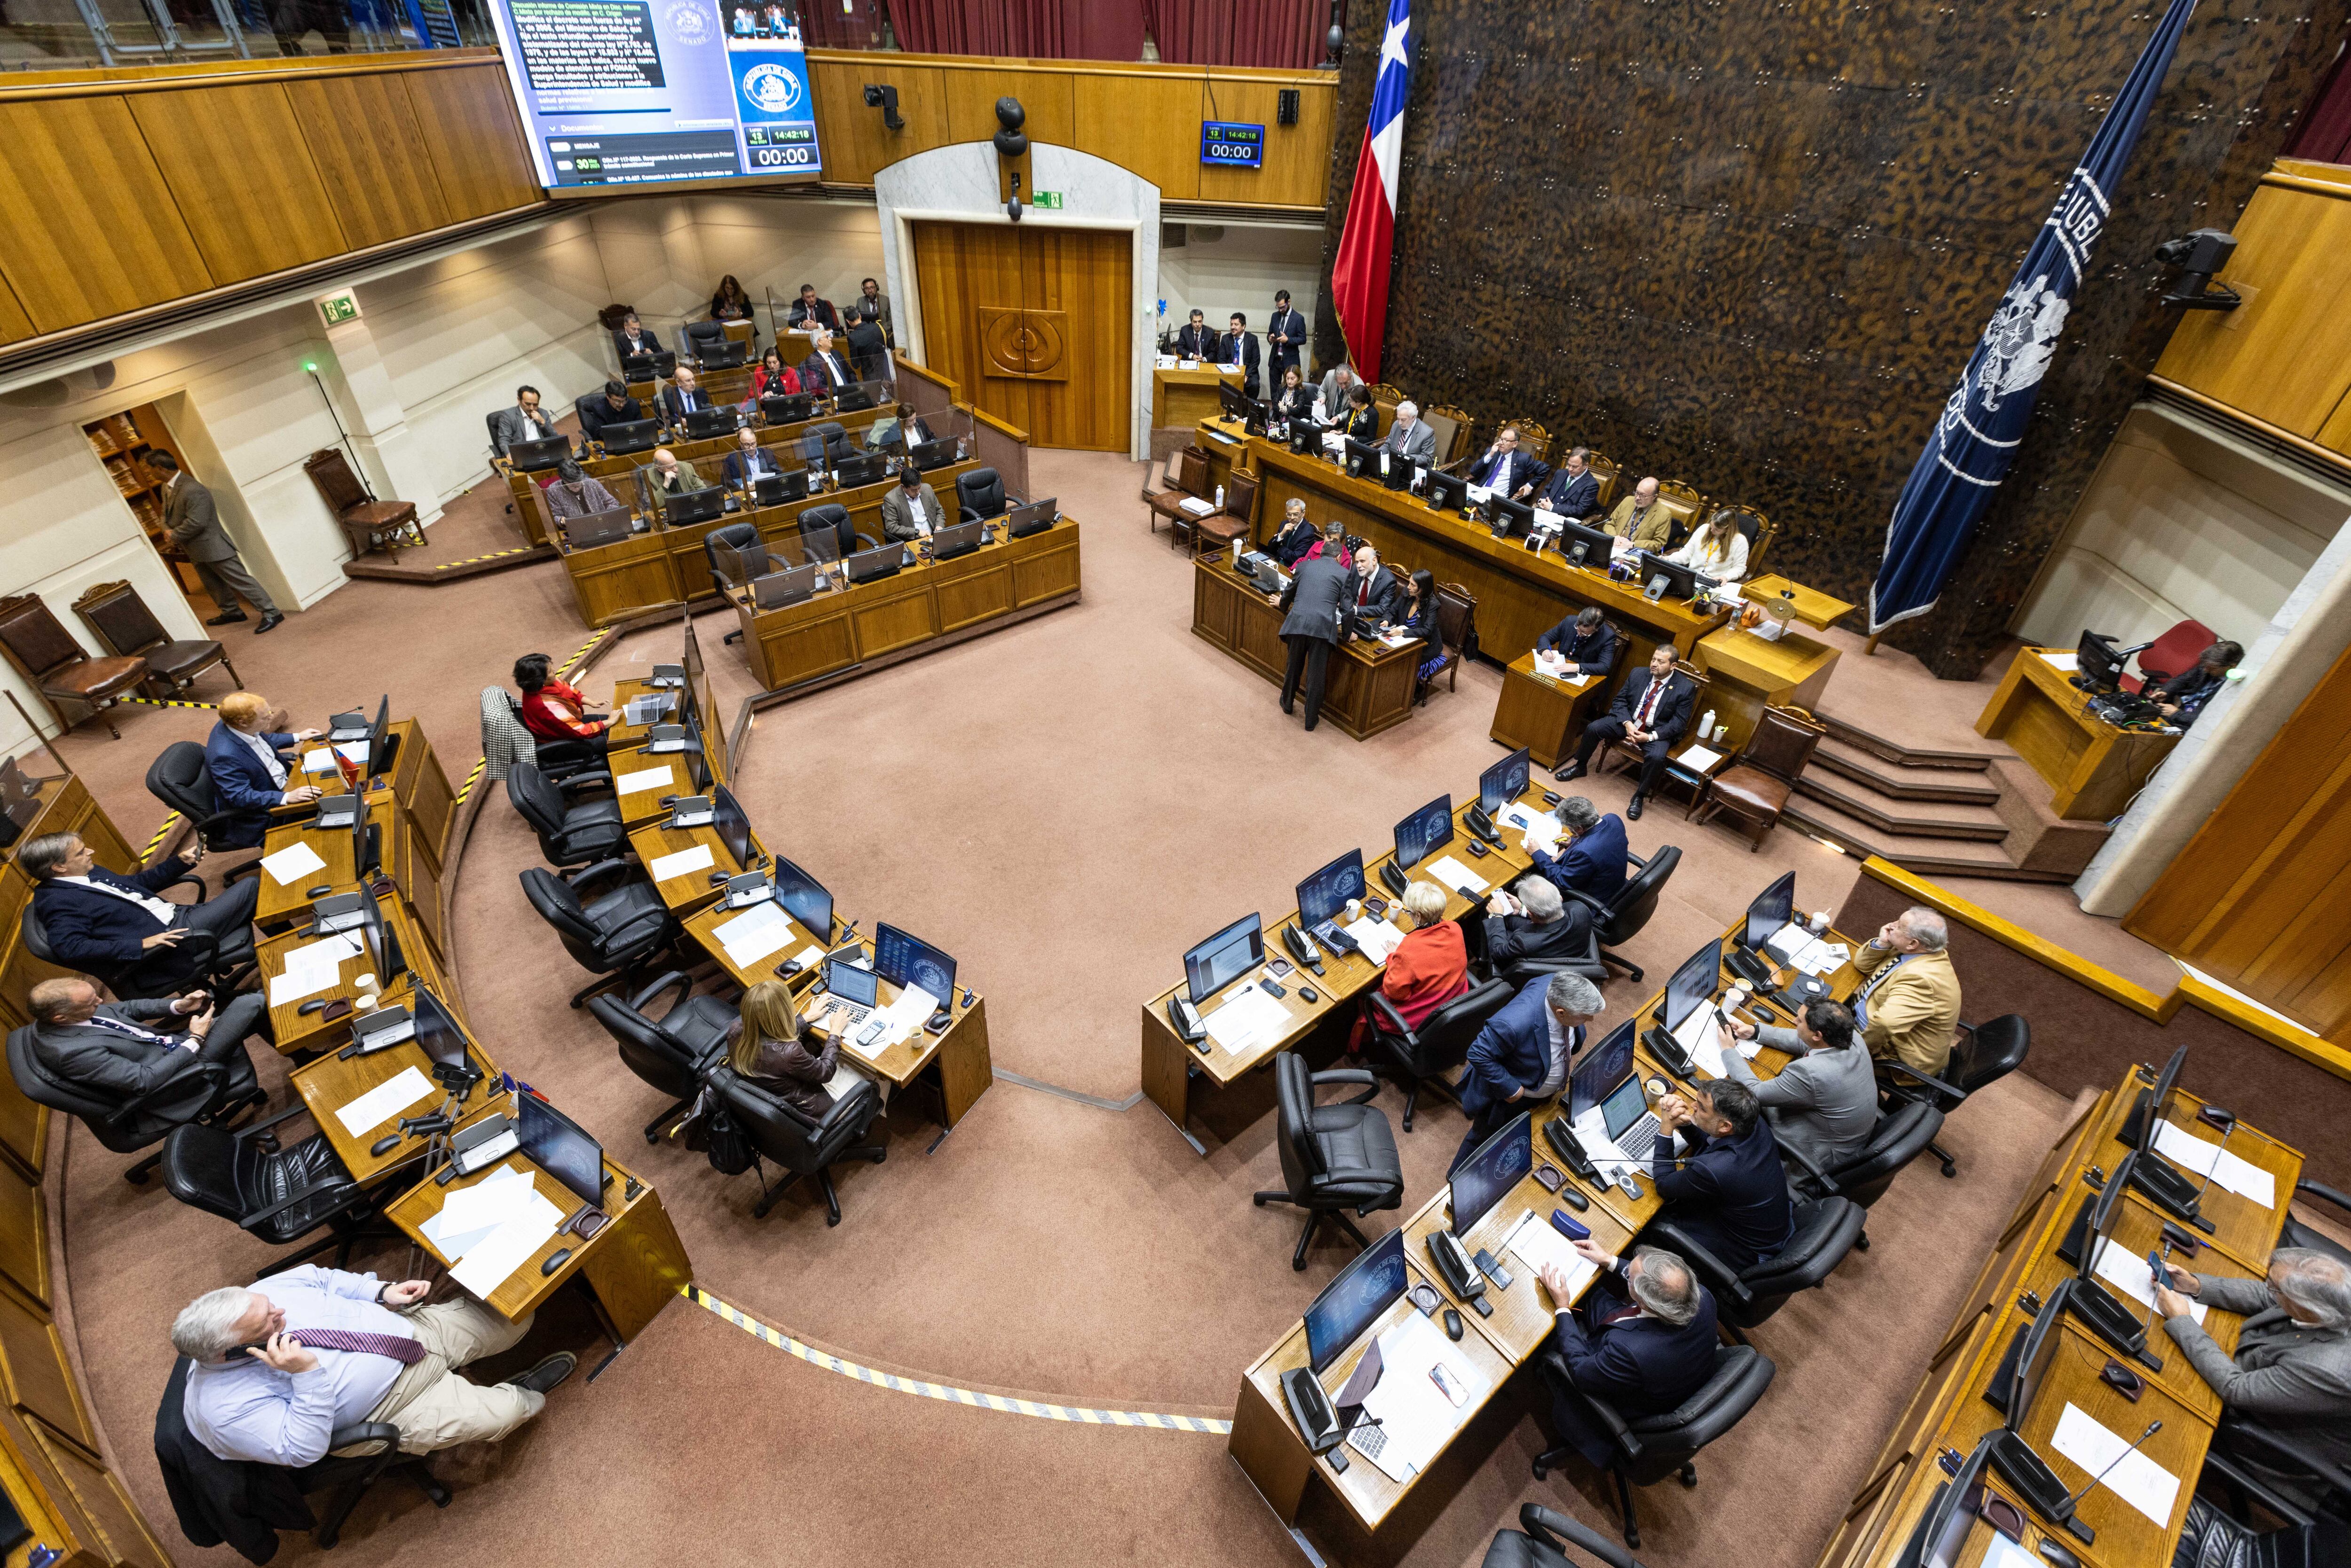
1670;509;1750;583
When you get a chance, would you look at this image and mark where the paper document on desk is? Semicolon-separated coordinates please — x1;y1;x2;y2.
1356;1310;1488;1479
1503;1210;1599;1304
1677;743;1723;772
260;842;328;887
1204;985;1289;1056
2041;651;2081;673
334;1066;435;1135
2052;1403;2178;1526
615;764;673;795
301;743;369;774
1155;355;1177;369
1178;496;1216;516
1571;1110;1645;1184
1504;805;1562;858
1344;916;1406;966
1793;941;1849;978
852;985;937;1057
269;936;358;1005
426;1166;563;1261
448;1210;560;1300
1422;855;1489;897
2090;1237;2206;1324
420;1164;528;1256
1679;1006;1732;1076
648;843;715;882
711;902;795;969
2153;1122;2274;1207
1380;630;1415;648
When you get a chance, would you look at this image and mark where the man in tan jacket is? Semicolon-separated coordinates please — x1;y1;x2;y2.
1848;906;1961;1078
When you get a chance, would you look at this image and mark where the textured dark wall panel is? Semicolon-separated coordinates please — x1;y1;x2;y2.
1314;1;2351;677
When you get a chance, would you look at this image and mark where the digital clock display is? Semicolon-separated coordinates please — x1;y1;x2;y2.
1199;121;1265;168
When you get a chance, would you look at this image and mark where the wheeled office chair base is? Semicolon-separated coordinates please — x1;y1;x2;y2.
645;1096;694;1144
724;630;742;645
748;1146;888;1225
1930;1139;1957;1177
125;1150;163;1185
1529;1452;1694;1548
1253;1192;1372;1271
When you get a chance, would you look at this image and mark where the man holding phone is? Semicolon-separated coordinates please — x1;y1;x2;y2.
1534;1240;1717;1466
2151;1249;2351;1473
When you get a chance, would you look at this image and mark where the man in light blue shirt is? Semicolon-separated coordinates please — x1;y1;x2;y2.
173;1266;575;1464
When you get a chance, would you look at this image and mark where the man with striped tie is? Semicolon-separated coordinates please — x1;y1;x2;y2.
173;1268;576;1464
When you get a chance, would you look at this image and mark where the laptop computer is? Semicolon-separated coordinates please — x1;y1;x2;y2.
1568;1021;1661;1165
820;955;881;1027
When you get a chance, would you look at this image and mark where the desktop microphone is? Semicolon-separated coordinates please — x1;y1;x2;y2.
2189;1118;2239;1208
2061;1420;2160;1515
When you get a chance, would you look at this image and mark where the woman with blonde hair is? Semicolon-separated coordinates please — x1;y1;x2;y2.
1352;879;1471;1052
1669;507;1750;583
202;690;323;848
724;979;851;1118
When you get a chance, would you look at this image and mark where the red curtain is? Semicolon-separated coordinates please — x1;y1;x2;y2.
1144;0;1324;69
2288;37;2351;164
800;0;889;49
886;0;1148;61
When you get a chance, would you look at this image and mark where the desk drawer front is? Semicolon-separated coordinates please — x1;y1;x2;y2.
1012;532;1081;607
937;561;1014;631
757;610;858;687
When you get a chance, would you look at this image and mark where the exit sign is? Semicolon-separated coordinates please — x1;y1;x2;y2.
316;290;361;327
1030;190;1064;210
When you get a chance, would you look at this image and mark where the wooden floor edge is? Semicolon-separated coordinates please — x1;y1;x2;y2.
343;543;557;584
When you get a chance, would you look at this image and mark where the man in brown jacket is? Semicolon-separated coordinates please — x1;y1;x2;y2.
1848;906;1961;1078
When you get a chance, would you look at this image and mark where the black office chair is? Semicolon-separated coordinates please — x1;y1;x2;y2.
21;883;251;1004
5;1024;252;1184
806;419;848;453
703;520;764;645
1811;1100;1943;1215
2179;1432;2346;1568
1555;846;1681;984
587;971;735;1143
144;740;262;862
2277;1179;2351;1272
492;691;604;785
1651;1195;1866;1341
504;761;628;868
1363;977;1514;1131
2212;1414;2351;1523
160;1107;394;1276
1253;1052;1405;1270
955;466;1016;523
683;319;726;362
519;863;679;1008
1533;1341;1776;1548
1481;917;1611;987
1480;1503;1647;1568
706;1063;887;1226
797;502;876;559
1877;1013;2030;1177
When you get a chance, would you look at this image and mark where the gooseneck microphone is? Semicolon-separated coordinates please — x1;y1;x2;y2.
2063;1419;2161;1514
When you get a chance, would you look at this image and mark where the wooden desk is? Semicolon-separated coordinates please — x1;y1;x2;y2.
254;797;395;931
627;818;745;916
682;896;830;993
501;401;899;511
1153;363;1244;430
800;942;994;1134
1191;555;1420;741
1694;622;1841;750
1489;653;1610;769
1741;575;1857;631
1975;649;2180;821
260;897;444;1058
290;977;504;1187
609;757;700;833
2085;1078;2299;1274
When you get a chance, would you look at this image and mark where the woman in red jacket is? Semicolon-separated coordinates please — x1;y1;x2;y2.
1354;879;1470;1051
751;347;801;400
514;653;609;754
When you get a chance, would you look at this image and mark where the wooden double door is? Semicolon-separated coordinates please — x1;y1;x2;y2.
911;221;1130;451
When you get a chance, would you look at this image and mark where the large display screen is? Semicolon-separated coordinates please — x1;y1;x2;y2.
488;0;824;191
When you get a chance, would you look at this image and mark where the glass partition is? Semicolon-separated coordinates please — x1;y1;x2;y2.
6;0;493;70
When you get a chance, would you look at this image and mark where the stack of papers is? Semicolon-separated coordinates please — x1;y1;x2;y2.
1763;922;1846;977
259;842;328;887
648;843;715;882
1351;1311;1487;1481
1681;1007;1759;1076
301;742;369;774
1500;804;1562;857
2153;1122;2275;1207
1422;855;1489;897
1204;985;1288;1056
1179;496;1216;516
711;902;796;969
334;1065;436;1135
268;934;359;1005
849;985;937;1058
2051;1403;2179;1526
421;1164;563;1261
615;764;674;796
1343;916;1406;965
1676;743;1724;772
2041;651;2081;673
2090;1237;2206;1324
1502;1210;1599;1303
1531;653;1591;686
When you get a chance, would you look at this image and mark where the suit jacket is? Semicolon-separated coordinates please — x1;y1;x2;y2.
32;999;205;1101
1538;467;1601;520
155;1357;315;1565
879;483;946;541
1315;370;1359;416
1174;323;1215;359
1266;520;1319;568
722;447;784;488
1277;556;1353;646
1609;667;1696;746
1604;496;1674;551
844;319;888;371
575;394;644;443
647;461;706;495
1216;331;1261;397
1459;976;1555;1118
1266;307;1308;372
2166;1274;2351;1472
1533;617;1618;675
751;365;802;400
489;405;560;458
2152;667;2228;727
1654;1119;1796;1273
1851;945;1961;1077
32;861;186;969
1271;385;1315;426
1530;813;1628;906
659;384;713;425
1472;448;1549;497
799;349;853;393
202;721;297;849
853;292;892;335
611;326;664;361
1483;910;1591;973
1721;1034;1879;1174
786;298;839;331
1343;564;1397;627
1551;1261;1720;1431
164;477;237;564
1383;419;1438;467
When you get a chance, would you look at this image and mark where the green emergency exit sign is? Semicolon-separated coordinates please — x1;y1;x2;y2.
316;291;361;327
1030;190;1064;210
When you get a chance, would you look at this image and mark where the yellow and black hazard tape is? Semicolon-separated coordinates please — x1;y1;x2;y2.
140;812;182;863
432;545;541;570
683;1285;1231;1434
120;696;218;710
556;627;613;678
451;756;487;809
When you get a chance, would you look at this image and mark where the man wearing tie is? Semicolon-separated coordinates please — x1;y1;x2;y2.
799;329;852;395
1555;644;1694;819
721;428;782;489
489;386;559;459
1382;400;1438;470
1471;427;1547;500
1266;290;1308;383
1532;606;1619;676
1174;309;1214;360
786;284;838;332
1345;544;1397;630
1536;447;1602;520
659;367;710;427
1314;364;1358;424
1217;312;1261;399
1455;972;1603;1170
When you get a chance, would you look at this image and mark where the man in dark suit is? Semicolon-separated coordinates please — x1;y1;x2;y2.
658;366;712;426
148;452;281;633
575;380;644;445
1480;877;1591;976
1265;290;1308;382
798;330;854;395
1342;545;1397;631
24;833;259;997
28;975;262;1114
1264;497;1319;568
1535;447;1602;520
1557;645;1695;819
785;284;838;332
1650;1078;1796;1273
1537;1241;1718;1467
1217;313;1261;400
1533;607;1619;676
1173;309;1214;360
720;430;782;490
1274;549;1351;731
610;313;663;363
1525;796;1628;906
489;386;560;460
1454;972;1602;1170
203;691;323;849
844;309;889;382
1470;427;1547;501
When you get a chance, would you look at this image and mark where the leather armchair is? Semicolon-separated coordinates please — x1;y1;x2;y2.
520;862;679;1009
1876;1013;2029;1178
1688;706;1825;851
160;1104;391;1276
1144;447;1214;548
954;466;1015;524
1364;977;1514;1131
1650;1194;1866;1340
1811;1098;1943;1213
707;1063;887;1226
505;760;626;867
1556;845;1680;984
0;591;149;740
22;871;251;1001
587;970;736;1143
488;692;603;786
2172;1441;2328;1568
1252;1052;1404;1270
704;521;766;594
1533;1341;1776;1548
2277;1178;2351;1271
1480;1503;1645;1568
145;739;265;859
74;579;238;700
6;1024;250;1185
797;502;875;559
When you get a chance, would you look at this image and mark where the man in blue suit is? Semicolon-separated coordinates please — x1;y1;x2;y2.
1532;607;1619;677
1536;1240;1718;1467
1534;448;1602;520
1468;427;1547;501
1650;1078;1796;1273
1453;972;1603;1171
204;691;324;849
1524;796;1627;907
24;833;259;997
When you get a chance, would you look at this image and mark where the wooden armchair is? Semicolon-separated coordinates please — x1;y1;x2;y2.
302;449;424;563
1654;480;1706;552
0;593;148;739
1503;418;1554;464
1197;470;1257;558
1423;405;1473;473
1586;449;1620;510
72;580;238;701
1145;447;1216;551
1712;505;1775;577
1420;581;1477;702
1596;659;1711;784
1690;705;1826;850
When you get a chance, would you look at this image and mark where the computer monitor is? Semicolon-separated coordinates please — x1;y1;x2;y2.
1491;495;1534;538
1217;381;1254;422
1343;437;1380;479
770;855;832;937
1479;747;1531;814
1287;420;1317;455
753;470;813;508
1295;849;1367;933
1305;1226;1406;1375
2135;1045;2189;1157
845;543;903;583
1393;795;1453;871
1007;498;1058;538
1451;1112;1533;1233
875;922;956;1006
929;520;985;561
1183;913;1263;1004
908;436;962;472
684;406;741;441
834;380;885;413
1896;1433;1997;1568
1243;400;1270;439
762;393;815;426
508;434;569;472
2001;1278;2069;1431
600;418;659;455
621;350;676;380
2073;1151;2138;1286
1640;552;1700;601
360;695;393;785
410;984;470;1071
1661;938;1723;1034
2075;630;2133;694
751;564;819;609
357;882;406;987
1425;469;1469;515
834;454;886;490
664;486;726;526
711;785;756;871
516;1092;605;1207
1744;871;1795;952
699;338;748;368
561;506;635;548
1555;518;1617;568
1570;1019;1637;1119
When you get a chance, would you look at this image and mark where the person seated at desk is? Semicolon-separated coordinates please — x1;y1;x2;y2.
611;312;662;362
785;284;838;333
1649;1078;1795;1273
1668;508;1748;584
1534;447;1601;520
844;308;889;383
721;980;857;1118
1470;426;1546;501
1270;366;1315;428
1533;606;1618;676
1217;313;1261;400
1454;972;1603;1171
2154;1249;2351;1480
879;465;945;542
1555;644;1695;820
1384;568;1446;684
1844;906;1960;1078
1361;880;1469;1048
711;274;755;329
171;1268;574;1467
1344;544;1397;630
799;330;854;397
203;691;323;848
1265;497;1319;567
1524;796;1628;906
645;448;706;498
575;380;644;447
1382;400;1438;468
1173;308;1214;361
1337;383;1380;444
23;834;258;997
1718;1000;1878;1181
2148;639;2242;729
1299;520;1353;570
29;975;263;1112
722;429;784;490
489;385;559;459
1602;477;1673;552
544;458;623;522
1537;1241;1718;1467
1481;877;1590;973
750;347;801;401
514;654;609;751
659;367;714;426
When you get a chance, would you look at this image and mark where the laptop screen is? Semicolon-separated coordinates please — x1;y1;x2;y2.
1569;1019;1636;1120
1600;1075;1651;1143
824;958;879;1008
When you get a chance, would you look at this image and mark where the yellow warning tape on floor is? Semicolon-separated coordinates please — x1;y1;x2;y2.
140;812;182;863
432;545;540;570
451;756;487;809
555;627;613;678
683;1285;1232;1434
120;696;218;710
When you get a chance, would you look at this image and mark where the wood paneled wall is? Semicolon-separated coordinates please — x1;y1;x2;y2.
0;51;544;351
1311;0;2351;678
2125;637;2351;1045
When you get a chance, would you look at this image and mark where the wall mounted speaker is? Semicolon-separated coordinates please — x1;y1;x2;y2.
993;96;1028;159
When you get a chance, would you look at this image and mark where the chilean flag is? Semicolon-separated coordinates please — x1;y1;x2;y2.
1331;0;1413;383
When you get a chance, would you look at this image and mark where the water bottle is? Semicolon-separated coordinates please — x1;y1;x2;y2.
1214;485;1225;510
1698;709;1716;745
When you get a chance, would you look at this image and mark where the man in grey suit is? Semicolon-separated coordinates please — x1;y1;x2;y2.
1717;1000;1878;1180
2157;1249;2351;1478
489;385;560;459
1382;399;1438;469
28;975;263;1113
1274;549;1352;732
878;465;946;541
1313;364;1358;424
148;451;281;632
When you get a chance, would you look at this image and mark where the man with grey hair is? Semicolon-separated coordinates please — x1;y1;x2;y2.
2155;1249;2351;1473
172;1266;574;1467
1846;904;1961;1077
1381;399;1437;467
1536;1238;1719;1467
1453;969;1604;1171
1481;875;1592;973
1719;998;1878;1176
1525;795;1629;906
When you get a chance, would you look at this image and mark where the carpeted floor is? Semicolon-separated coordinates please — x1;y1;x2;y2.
54;449;2098;1567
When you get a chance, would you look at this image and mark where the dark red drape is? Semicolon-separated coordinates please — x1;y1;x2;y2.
886;0;1148;61
2288;38;2351;164
799;0;888;49
1144;0;1324;69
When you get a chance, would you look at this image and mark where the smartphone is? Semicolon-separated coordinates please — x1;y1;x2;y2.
1267;958;1294;979
2146;1249;2166;1281
1428;1362;1467;1407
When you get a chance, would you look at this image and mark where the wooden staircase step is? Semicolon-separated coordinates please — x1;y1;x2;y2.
1816;710;2010;772
1793;772;2013;842
1809;736;2003;805
1781;798;2074;882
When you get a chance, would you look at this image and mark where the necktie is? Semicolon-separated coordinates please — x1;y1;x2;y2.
287;1328;425;1364
1637;677;1664;728
1357;575;1370;607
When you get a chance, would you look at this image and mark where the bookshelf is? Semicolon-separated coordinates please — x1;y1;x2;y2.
80;405;206;606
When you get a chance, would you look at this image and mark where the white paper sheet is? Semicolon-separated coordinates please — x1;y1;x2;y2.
447;1211;561;1299
1204;985;1289;1055
2153;1121;2275;1207
1353;1311;1488;1478
1423;855;1489;896
1344;916;1406;966
851;984;938;1058
1502;1210;1600;1305
259;842;328;887
438;1166;557;1237
615;764;674;795
2090;1237;2206;1324
2051;1403;2179;1527
1794;941;1850;977
1677;743;1723;772
268;943;353;1006
420;1165;536;1258
301;742;370;774
1179;496;1216;515
334;1065;435;1135
648;843;715;882
712;901;795;969
1680;1006;1730;1076
2041;651;2081;673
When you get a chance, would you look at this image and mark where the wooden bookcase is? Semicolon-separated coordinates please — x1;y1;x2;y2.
79;406;206;610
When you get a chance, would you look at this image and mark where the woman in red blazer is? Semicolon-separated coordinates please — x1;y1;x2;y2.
750;347;801;400
1354;880;1470;1051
